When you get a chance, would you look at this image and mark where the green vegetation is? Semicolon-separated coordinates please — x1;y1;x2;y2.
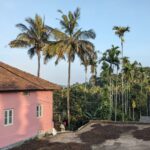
54;62;150;130
9;8;150;130
54;84;110;130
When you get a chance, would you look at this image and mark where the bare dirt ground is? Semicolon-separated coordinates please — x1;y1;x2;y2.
11;122;150;150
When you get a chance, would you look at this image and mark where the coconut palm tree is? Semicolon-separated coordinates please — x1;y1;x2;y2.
44;8;96;127
113;26;130;121
9;14;50;77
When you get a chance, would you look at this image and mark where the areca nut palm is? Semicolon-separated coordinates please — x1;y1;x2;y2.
113;26;130;121
107;45;120;121
102;45;120;120
9;14;50;77
43;8;96;127
90;51;98;77
122;57;132;116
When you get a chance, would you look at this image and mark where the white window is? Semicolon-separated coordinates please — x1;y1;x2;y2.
4;109;13;126
36;105;43;118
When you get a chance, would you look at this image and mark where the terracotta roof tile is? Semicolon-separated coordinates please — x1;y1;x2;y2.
0;61;61;91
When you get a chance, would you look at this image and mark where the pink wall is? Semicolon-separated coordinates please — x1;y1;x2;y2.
0;91;53;148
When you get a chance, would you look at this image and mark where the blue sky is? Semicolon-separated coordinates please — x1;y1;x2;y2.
0;0;150;85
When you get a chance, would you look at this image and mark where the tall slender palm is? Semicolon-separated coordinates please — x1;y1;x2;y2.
107;45;120;121
135;63;147;117
44;8;96;127
101;52;113;120
9;14;50;77
113;26;130;121
101;45;120;120
124;60;142;119
122;57;132;117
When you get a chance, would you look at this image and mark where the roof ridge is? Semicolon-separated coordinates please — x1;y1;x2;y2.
0;62;47;90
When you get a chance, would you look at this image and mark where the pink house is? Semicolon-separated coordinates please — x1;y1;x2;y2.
0;62;61;149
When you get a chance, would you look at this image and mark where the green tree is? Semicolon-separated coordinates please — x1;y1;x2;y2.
44;8;96;127
9;14;50;77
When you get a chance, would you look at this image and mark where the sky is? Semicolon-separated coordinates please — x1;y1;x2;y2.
0;0;150;85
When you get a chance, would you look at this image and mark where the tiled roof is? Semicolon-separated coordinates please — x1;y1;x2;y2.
0;61;61;92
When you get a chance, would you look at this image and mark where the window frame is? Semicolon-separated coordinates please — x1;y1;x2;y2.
4;109;14;126
36;104;43;118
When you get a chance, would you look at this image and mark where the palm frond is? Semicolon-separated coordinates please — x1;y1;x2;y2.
16;33;35;44
43;41;66;65
25;17;36;29
48;27;68;40
78;40;95;53
44;52;54;64
27;47;36;59
16;23;29;32
74;7;80;20
9;40;31;48
113;26;130;38
74;29;96;40
58;8;80;35
43;41;67;60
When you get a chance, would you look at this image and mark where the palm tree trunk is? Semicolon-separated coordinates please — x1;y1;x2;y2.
146;92;149;116
124;87;126;114
133;107;135;121
109;76;112;120
125;85;128;115
37;51;41;77
85;66;88;89
140;84;142;117
84;66;87;101
119;91;121;103
112;87;114;117
127;84;129;116
67;57;71;128
115;69;118;122
121;41;124;122
147;93;150;115
128;85;131;119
